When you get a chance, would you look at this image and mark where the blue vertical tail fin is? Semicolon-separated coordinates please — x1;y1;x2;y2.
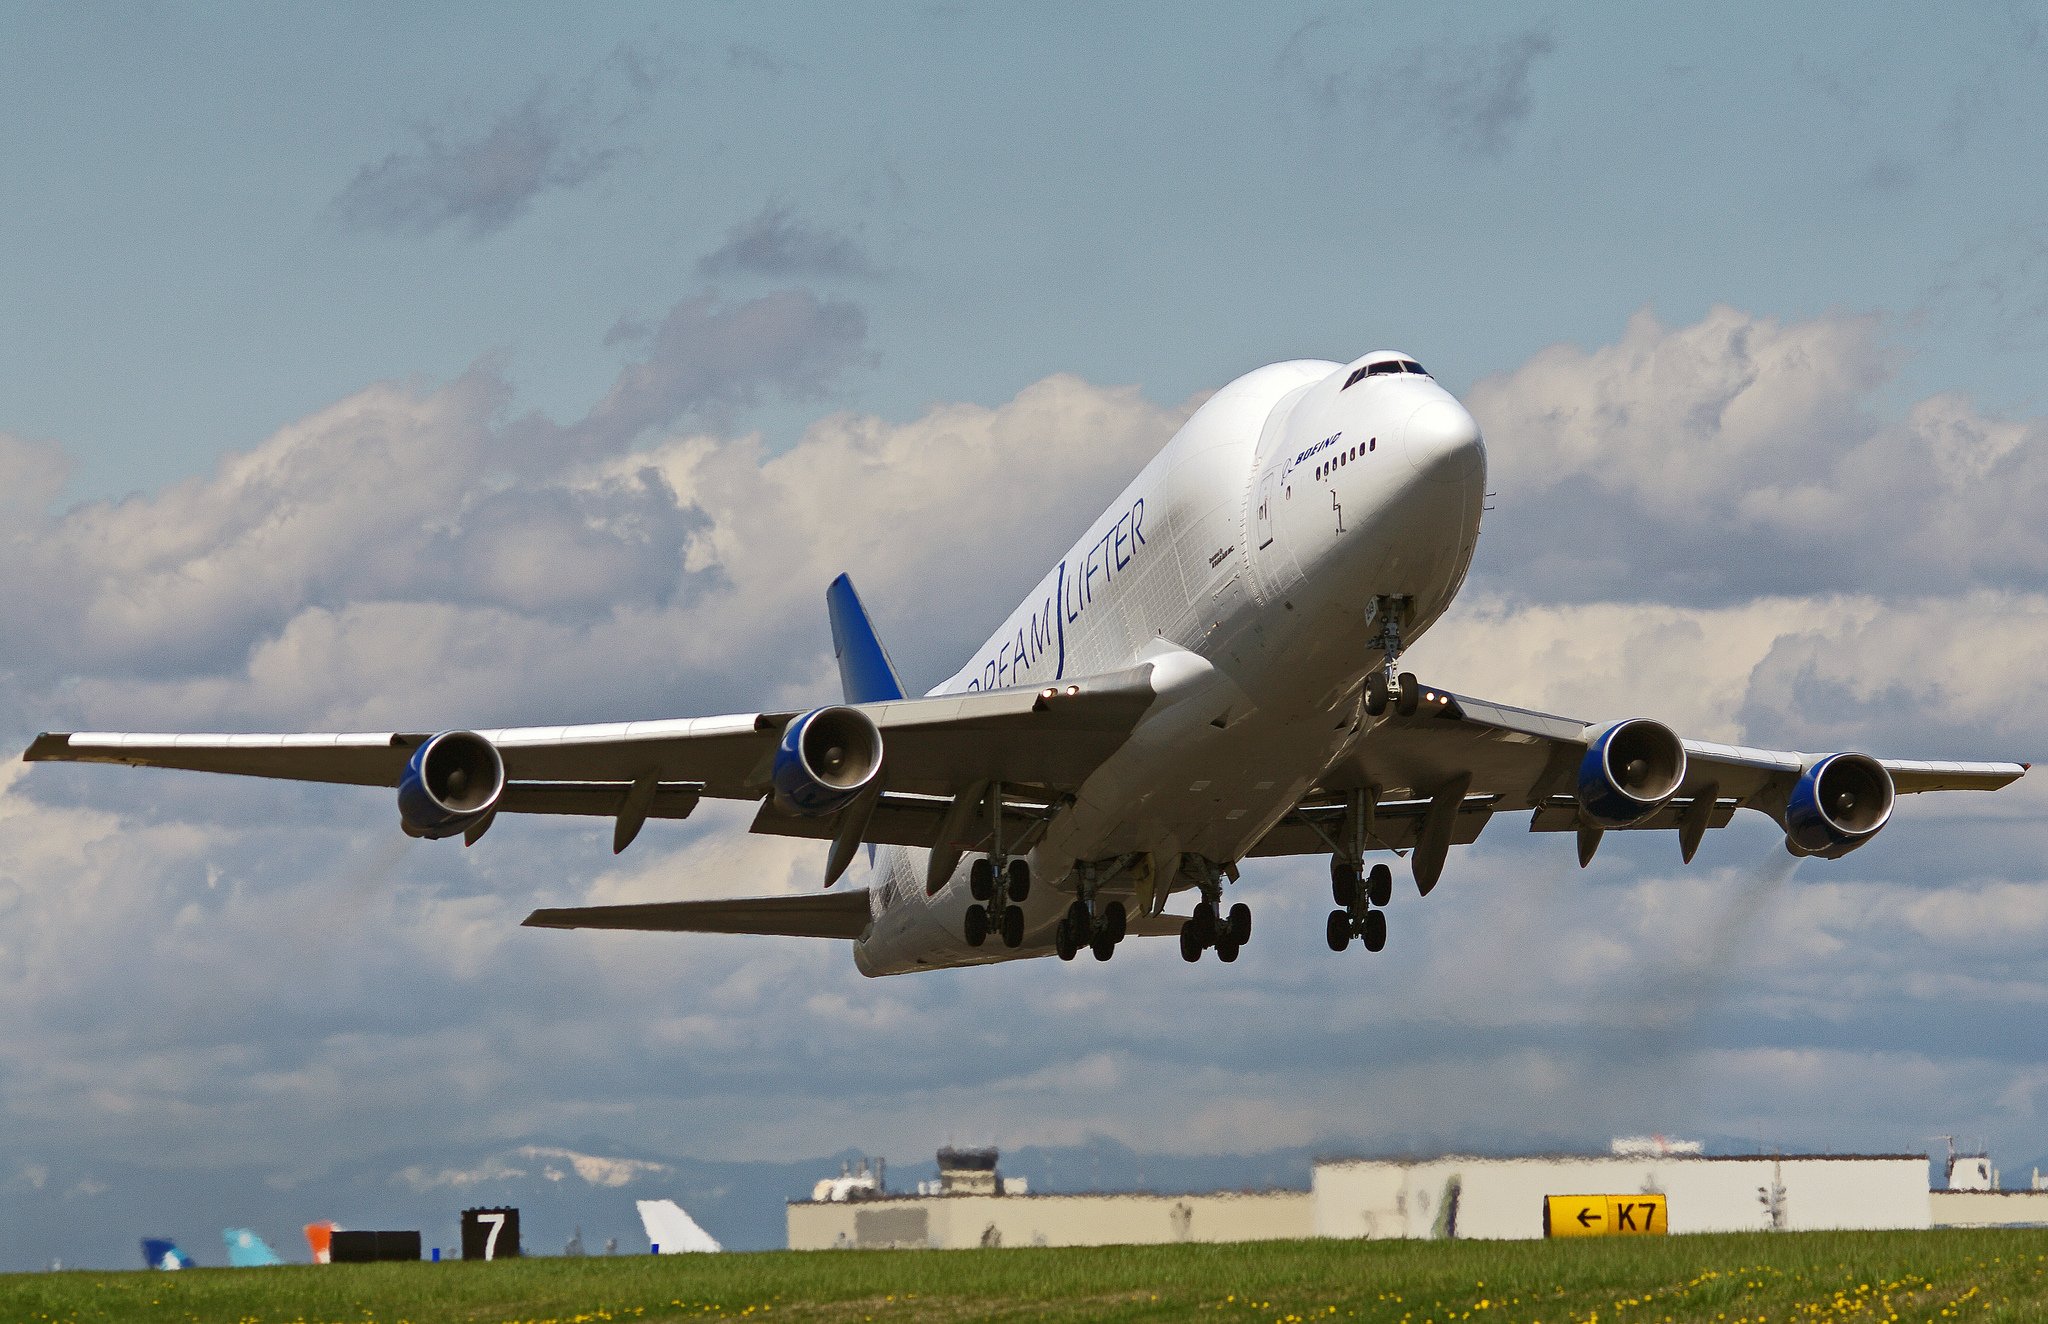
826;574;906;705
142;1238;194;1270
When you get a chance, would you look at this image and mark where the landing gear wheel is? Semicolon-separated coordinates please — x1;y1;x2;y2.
1000;903;1026;949
1331;857;1360;907
1326;909;1352;952
1214;936;1241;963
1055;916;1079;961
1066;900;1091;939
1191;900;1218;947
1103;901;1128;945
969;858;995;902
1365;671;1390;717
1366;862;1393;908
1179;923;1204;963
1227;902;1251;947
964;904;988;948
1007;858;1031;902
1362;908;1387;952
1395;671;1421;717
1091;929;1116;962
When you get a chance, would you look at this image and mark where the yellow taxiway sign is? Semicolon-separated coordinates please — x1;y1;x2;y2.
1543;1193;1668;1237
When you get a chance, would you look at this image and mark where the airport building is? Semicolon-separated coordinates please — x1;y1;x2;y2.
788;1140;2048;1249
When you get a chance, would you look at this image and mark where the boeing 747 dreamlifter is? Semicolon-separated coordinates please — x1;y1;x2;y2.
27;353;2026;974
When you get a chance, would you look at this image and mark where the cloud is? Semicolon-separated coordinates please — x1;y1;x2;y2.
1275;21;1555;158
331;43;674;238
697;202;880;281
0;288;878;705
1464;305;2048;605
582;290;872;448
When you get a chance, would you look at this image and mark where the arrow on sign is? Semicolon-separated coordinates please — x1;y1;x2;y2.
1576;1207;1599;1228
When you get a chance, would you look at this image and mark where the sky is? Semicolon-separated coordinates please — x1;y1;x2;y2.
5;0;2048;1269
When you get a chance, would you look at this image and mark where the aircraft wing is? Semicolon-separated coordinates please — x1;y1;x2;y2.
1256;686;2025;885
23;663;1160;812
524;889;874;939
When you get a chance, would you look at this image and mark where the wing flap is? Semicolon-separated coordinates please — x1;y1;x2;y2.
523;889;873;939
497;781;703;819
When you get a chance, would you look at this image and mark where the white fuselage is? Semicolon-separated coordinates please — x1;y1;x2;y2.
854;355;1487;974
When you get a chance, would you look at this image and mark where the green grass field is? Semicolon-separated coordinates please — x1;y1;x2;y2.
5;1230;2047;1324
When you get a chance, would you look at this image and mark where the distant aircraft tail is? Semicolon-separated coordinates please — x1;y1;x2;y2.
826;574;906;705
141;1238;194;1270
223;1227;284;1267
636;1198;721;1253
304;1220;337;1264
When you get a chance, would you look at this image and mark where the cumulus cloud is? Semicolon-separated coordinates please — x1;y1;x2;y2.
1465;305;2048;604
331;43;675;238
1275;21;1555;158
697;201;880;281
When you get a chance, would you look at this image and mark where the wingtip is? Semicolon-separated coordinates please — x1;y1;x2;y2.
22;733;72;762
522;909;566;929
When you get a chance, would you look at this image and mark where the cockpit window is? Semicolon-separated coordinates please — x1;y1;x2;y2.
1343;358;1429;389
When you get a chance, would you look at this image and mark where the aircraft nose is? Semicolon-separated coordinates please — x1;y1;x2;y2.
1402;400;1485;486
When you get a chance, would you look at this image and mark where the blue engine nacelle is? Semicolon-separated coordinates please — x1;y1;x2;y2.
1577;718;1688;828
772;705;884;816
397;730;506;839
1785;753;1895;858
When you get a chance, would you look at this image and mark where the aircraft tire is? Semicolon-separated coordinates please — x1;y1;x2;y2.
1365;672;1389;716
1396;672;1422;717
1191;900;1218;947
964;904;988;947
1362;908;1387;952
1214;936;1241;963
1179;923;1203;963
1366;862;1393;908
1104;900;1128;944
1227;902;1251;947
1331;857;1358;907
1066;899;1091;938
1007;858;1031;902
969;858;995;901
1000;903;1026;949
1091;929;1116;961
1055;917;1079;961
1326;909;1352;951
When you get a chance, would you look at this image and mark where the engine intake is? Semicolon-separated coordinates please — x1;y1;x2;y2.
1577;719;1688;828
398;731;506;839
1785;753;1895;857
772;706;883;817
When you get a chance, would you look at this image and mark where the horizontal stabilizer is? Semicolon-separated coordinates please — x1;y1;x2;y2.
524;889;873;939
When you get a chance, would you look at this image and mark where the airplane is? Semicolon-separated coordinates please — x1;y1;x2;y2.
25;352;2027;974
140;1237;194;1270
222;1227;284;1267
637;1197;722;1253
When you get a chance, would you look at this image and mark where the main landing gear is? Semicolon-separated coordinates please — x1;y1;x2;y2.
1055;896;1127;962
1327;859;1390;953
963;855;1032;950
1179;864;1252;964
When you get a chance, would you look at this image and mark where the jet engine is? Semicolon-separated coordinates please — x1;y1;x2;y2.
397;730;506;839
1576;718;1688;828
1785;753;1895;857
772;705;883;816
